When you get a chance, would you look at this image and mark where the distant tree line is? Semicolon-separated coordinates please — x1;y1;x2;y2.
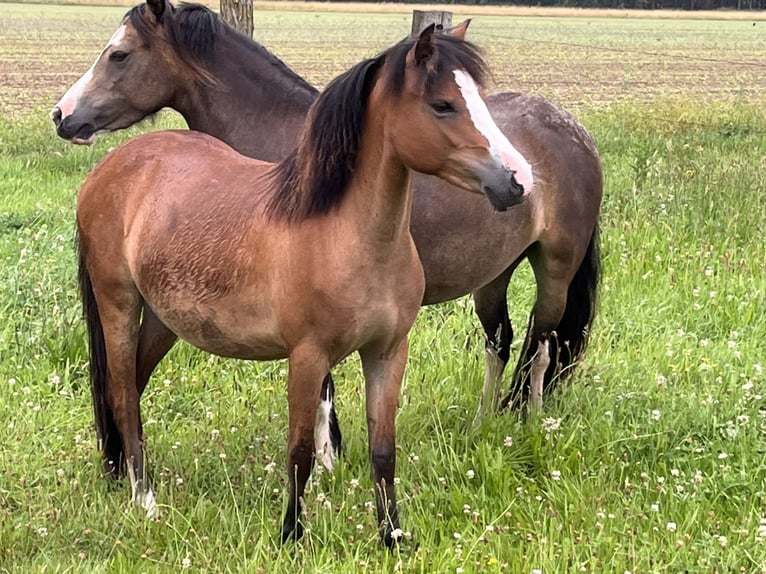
338;0;765;8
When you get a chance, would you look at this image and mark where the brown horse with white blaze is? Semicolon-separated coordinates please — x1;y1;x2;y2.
53;0;602;468
75;27;529;546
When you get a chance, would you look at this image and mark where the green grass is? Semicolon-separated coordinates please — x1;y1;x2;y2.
2;4;766;573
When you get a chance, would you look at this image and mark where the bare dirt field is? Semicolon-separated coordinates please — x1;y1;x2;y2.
1;2;765;118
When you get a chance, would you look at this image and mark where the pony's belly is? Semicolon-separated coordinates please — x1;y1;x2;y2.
152;303;287;361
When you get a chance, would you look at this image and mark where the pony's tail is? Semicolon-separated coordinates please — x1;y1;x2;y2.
546;222;601;388
78;233;124;478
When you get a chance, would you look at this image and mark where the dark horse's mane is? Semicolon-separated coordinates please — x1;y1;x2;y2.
126;1;314;92
266;34;490;223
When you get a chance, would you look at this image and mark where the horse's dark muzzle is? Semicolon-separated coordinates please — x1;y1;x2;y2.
482;168;526;212
51;108;96;143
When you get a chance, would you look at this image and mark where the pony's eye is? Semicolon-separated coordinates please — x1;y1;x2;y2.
109;51;130;63
430;101;456;116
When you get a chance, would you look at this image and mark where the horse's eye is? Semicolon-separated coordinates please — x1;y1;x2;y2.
109;51;130;63
431;101;456;116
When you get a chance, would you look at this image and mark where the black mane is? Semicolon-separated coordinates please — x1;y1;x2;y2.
127;1;314;93
266;34;489;222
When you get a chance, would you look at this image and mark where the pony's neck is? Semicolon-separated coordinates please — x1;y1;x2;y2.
174;28;318;163
342;109;414;248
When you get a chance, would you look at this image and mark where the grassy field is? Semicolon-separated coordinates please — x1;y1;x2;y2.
1;2;766;573
1;1;765;116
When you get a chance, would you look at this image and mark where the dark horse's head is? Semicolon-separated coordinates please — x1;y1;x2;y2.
51;0;216;144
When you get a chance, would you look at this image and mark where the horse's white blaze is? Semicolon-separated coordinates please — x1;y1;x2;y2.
453;70;534;192
53;24;127;120
529;339;549;411
314;397;335;471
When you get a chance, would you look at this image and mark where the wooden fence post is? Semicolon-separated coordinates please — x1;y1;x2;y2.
220;0;254;38
410;10;453;38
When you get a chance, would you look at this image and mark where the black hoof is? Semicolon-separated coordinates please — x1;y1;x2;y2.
380;524;402;551
281;519;304;545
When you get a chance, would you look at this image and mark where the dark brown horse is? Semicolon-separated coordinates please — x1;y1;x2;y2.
53;0;602;468
75;26;529;545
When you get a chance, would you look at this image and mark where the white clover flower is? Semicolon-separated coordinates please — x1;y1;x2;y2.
651;409;661;421
504;435;513;447
666;522;677;532
466;469;475;479
551;470;561;481
542;417;562;432
651;503;659;512
181;557;191;569
718;452;728;460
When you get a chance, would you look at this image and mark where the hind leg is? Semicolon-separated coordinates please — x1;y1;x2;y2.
136;305;178;398
503;248;571;411
95;286;159;518
134;305;177;445
472;265;519;424
314;373;342;471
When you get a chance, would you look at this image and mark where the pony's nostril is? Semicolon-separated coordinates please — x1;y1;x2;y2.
51;107;63;126
510;173;525;197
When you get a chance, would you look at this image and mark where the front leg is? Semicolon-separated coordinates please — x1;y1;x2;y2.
281;346;328;544
360;338;408;549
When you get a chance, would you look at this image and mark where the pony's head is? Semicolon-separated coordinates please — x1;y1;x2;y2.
270;24;533;220
375;25;534;210
51;0;217;144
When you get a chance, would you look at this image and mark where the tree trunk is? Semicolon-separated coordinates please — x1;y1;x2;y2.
220;0;253;38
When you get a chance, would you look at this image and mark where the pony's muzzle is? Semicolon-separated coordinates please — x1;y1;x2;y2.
51;106;63;128
51;107;97;144
479;159;526;212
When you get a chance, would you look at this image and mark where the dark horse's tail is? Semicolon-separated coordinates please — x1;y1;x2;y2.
78;234;124;478
548;222;601;388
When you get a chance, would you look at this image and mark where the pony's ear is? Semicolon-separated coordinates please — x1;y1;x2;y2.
412;24;436;66
146;0;166;21
448;19;471;40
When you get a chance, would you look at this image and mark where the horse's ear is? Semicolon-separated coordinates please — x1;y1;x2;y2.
146;0;166;21
449;19;471;40
412;24;436;66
